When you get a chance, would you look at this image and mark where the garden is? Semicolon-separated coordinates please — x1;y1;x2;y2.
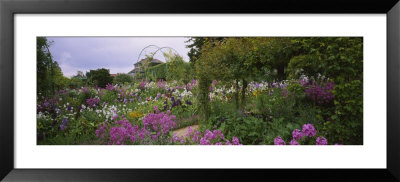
37;37;363;145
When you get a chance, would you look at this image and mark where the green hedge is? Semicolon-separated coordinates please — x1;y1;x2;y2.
145;63;167;81
145;62;193;82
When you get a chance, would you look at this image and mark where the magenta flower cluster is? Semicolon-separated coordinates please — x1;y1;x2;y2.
157;80;166;89
179;127;242;145
142;106;177;136
138;80;148;90
96;117;155;145
105;83;116;91
316;136;328;145
108;119;147;145
96;107;176;145
274;136;286;145
185;79;197;91
86;97;100;108
95;123;108;139
304;81;335;104
95;107;242;145
292;129;303;140
274;123;328;145
302;124;317;137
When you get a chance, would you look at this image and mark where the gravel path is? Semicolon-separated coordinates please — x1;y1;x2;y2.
173;125;199;138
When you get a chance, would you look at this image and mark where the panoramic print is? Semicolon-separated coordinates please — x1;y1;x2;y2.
36;37;363;145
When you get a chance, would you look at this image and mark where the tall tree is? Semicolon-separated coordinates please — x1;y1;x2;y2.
254;37;301;80
185;37;225;66
37;37;68;97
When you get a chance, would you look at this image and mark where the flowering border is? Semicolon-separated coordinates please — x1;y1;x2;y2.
1;0;399;181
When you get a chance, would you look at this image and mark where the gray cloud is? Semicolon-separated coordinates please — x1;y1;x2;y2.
47;37;191;77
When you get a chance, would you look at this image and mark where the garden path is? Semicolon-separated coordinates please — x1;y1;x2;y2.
173;125;199;138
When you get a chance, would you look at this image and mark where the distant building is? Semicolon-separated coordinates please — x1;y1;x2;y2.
128;58;163;78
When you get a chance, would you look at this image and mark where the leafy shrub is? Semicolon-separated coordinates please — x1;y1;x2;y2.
87;68;113;88
113;74;134;84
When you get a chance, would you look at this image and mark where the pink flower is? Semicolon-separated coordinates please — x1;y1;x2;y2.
292;129;303;140
302;124;317;137
274;136;286;145
316;136;328;145
289;139;299;145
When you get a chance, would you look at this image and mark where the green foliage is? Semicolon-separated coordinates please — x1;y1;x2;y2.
113;74;134;85
286;37;363;144
86;68;113;88
145;52;193;83
263;117;299;144
164;51;191;82
253;37;301;80
197;77;211;123
145;63;167;81
186;37;225;66
287;37;363;80
329;80;363;144
37;37;69;98
222;115;267;145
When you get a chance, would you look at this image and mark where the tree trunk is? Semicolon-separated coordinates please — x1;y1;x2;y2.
235;79;239;111
199;77;211;123
241;79;248;110
277;64;285;80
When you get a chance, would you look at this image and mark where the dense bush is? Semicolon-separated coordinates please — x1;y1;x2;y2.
113;74;134;84
86;68;114;88
145;63;167;81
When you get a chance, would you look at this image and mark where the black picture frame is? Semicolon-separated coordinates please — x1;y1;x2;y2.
1;0;399;181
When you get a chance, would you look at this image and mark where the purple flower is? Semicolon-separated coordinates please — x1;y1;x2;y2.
96;123;108;139
112;114;119;121
105;83;116;91
142;110;176;135
59;117;69;131
186;126;193;138
316;136;328;145
204;130;215;140
139;80;148;90
155;93;161;100
302;124;317;137
292;129;303;140
232;137;241;145
304;80;335;104
81;87;90;93
200;137;210;145
191;131;201;143
289;139;299;145
274;136;286;145
282;89;288;97
86;97;100;108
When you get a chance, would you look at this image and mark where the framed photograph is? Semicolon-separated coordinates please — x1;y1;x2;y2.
1;0;399;181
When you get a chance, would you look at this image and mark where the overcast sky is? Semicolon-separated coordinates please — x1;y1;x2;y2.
47;37;191;77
